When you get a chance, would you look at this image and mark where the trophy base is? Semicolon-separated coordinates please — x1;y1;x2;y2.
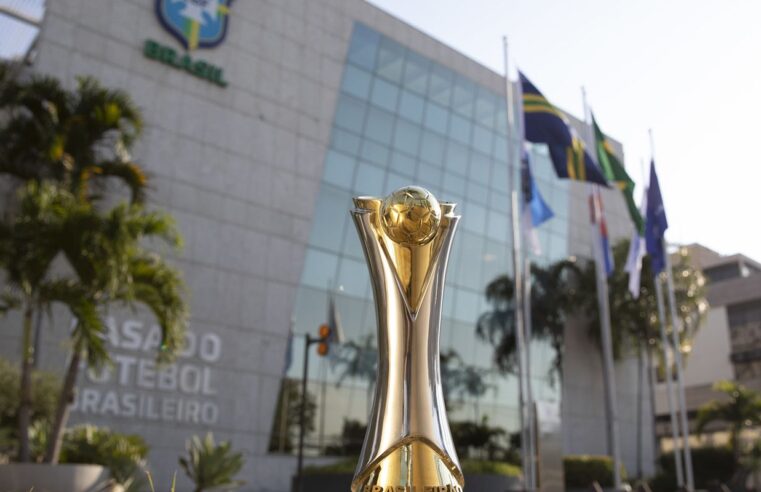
351;437;464;492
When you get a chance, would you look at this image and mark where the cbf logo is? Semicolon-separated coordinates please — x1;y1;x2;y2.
155;0;233;51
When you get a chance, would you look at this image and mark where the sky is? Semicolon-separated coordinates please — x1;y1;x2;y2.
368;0;761;261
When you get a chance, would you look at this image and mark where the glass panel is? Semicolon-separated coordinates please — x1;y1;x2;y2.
469;151;491;185
334;96;366;132
347;23;380;70
360;139;390;166
428;64;453;106
472;124;493;155
364;106;395;145
354;161;386;197
337;257;371;297
423;101;448;135
341;64;373;99
323;150;355;189
466;181;489;205
475;89;498;127
398;89;425;124
376;37;405;83
452;76;476;118
416;162;442;191
462;202;486;235
419;131;446;166
444;141;469;176
301;248;340;289
309;186;351;251
442;173;466;196
392;119;421;156
331;127;362;156
389;150;416;177
370;78;400;112
448;113;472;145
402;50;429;95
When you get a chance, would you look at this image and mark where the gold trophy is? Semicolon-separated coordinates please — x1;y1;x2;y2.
350;186;464;492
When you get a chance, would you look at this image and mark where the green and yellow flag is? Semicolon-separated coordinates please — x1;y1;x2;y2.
592;114;643;233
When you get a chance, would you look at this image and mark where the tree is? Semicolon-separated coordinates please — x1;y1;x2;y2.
268;378;317;454
0;182;187;462
567;239;707;361
476;259;576;377
440;349;493;417
696;381;761;467
0;65;147;203
179;433;245;492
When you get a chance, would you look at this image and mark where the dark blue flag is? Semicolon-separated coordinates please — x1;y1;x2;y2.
645;160;669;274
519;71;608;187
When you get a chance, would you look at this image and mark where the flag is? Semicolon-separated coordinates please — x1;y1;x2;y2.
592;114;644;233
282;329;294;375
589;188;614;276
519;71;609;186
521;149;554;255
645;160;668;274
326;293;345;368
625;187;648;298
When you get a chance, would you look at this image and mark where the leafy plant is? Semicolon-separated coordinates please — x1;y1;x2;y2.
179;433;245;492
324;419;366;457
60;425;148;486
450;417;509;461
696;380;761;466
267;378;317;454
652;445;735;492
461;459;522;477
564;454;626;488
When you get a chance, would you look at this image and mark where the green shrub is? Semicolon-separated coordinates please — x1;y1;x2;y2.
564;455;626;488
179;433;245;492
60;425;148;485
0;357;60;460
651;446;735;492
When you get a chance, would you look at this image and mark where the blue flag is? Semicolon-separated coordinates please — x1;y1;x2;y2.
519;71;609;187
521;150;554;254
645;160;669;274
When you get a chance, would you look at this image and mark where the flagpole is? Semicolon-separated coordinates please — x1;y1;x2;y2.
648;132;686;489
581;88;623;491
523;254;537;490
654;275;685;488
503;36;533;491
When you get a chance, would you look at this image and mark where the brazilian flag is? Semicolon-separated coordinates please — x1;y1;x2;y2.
520;71;608;186
592;114;644;233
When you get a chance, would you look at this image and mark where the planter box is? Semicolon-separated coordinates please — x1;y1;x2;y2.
298;472;522;491
0;463;113;492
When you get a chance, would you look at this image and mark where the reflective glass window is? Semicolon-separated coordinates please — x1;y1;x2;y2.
354;161;386;196
423;101;449;135
428;64;453;106
334;96;366;132
452;77;476;118
419;131;446;166
301;248;340;289
448;113;471;145
347;23;380;70
469;151;491;185
370;78;400;112
398;89;425;123
376;37;405;83
337;257;371;297
392;119;421;156
389;151;416;177
364;106;394;145
442;173;466;196
323;150;355;189
402;51;429;94
331;128;361;156
342;64;372;99
309;186;351;251
360;139;390;166
444;141;469;176
472;124;493;155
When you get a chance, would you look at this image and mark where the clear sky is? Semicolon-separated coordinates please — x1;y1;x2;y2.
368;0;761;261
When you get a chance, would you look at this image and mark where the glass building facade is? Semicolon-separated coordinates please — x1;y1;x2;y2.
273;23;572;454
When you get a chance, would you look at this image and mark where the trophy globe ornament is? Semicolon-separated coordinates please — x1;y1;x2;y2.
350;186;464;492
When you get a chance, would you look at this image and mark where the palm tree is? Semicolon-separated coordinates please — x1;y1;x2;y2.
179;433;245;492
0;64;147;203
697;381;761;467
0;182;187;462
440;349;494;417
476;258;576;377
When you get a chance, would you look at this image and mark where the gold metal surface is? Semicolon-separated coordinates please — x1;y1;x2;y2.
351;186;463;492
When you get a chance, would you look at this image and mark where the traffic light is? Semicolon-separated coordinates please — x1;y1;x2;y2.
317;323;330;356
